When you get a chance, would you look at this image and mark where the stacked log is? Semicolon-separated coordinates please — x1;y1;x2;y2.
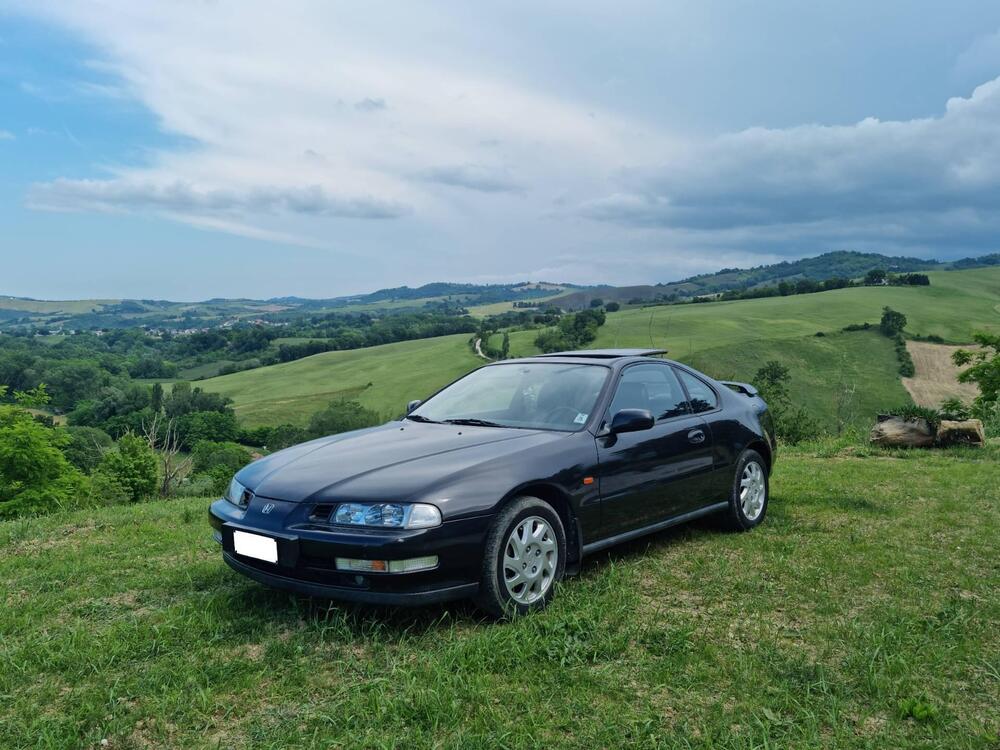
936;419;986;446
870;416;935;447
869;416;985;448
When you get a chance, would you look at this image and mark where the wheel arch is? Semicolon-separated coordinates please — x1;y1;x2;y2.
745;438;773;474
498;482;581;569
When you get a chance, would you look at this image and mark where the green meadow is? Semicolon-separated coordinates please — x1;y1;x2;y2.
3;442;997;749
198;334;480;427
197;267;999;430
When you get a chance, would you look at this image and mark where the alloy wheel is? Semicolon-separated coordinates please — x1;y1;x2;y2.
740;461;766;520
502;515;558;604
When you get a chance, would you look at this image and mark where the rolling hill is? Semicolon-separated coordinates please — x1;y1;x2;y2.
548;250;1000;310
197;266;999;430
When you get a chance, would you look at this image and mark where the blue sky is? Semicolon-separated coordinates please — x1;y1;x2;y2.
2;1;1000;300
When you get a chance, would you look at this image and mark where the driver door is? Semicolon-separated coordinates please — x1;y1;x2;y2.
596;363;715;537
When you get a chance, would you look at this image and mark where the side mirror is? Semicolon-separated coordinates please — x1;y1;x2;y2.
609;408;655;434
406;399;422;414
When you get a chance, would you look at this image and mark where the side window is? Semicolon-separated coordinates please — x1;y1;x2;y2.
608;364;689;420
676;369;719;414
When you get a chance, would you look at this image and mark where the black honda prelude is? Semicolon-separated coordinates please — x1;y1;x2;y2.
209;349;776;616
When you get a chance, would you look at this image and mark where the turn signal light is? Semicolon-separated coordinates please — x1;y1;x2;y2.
335;556;439;574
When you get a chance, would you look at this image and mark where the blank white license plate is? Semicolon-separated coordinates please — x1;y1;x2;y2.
233;530;278;563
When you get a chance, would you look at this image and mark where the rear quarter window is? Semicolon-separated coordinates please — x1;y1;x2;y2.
676;369;719;414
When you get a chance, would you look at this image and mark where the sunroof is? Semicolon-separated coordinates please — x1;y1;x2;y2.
534;349;668;359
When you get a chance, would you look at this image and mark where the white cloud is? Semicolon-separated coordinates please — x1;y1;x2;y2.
13;1;657;240
7;1;1000;295
28;178;410;219
416;164;522;193
0;129;15;140
581;77;1000;255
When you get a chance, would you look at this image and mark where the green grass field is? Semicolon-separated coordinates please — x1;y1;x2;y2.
3;442;997;749
0;297;118;314
199;268;997;431
504;267;1000;360
198;334;481;427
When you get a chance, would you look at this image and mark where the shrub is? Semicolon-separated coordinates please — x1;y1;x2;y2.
191;440;251;476
266;424;309;450
605;301;620;312
308;400;380;438
880;403;941;429
954;332;1000;409
176;410;240;449
880;306;907;337
938;398;971;421
86;470;131;507
62;425;113;473
0;402;86;518
534;308;607;353
97;434;158;503
752;360;823;444
237;425;271;447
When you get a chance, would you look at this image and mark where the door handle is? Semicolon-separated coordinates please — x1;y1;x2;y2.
687;429;706;444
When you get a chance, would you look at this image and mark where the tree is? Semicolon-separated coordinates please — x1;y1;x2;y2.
307;400;380;438
143;412;190;498
533;308;607;353
589;298;604;308
191;440;252;495
63;426;113;473
97;433;158;502
151;382;164;414
605;301;621;312
954;332;1000;410
0;392;86;518
879;306;907;336
865;269;888;285
500;332;510;359
266;424;308;450
753;361;790;406
176;410;240;449
752;361;822;444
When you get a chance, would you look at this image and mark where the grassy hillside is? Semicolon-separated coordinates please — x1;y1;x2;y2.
590;267;998;353
3;444;997;748
687;330;909;426
198;334;481;427
548;250;999;310
196;268;997;430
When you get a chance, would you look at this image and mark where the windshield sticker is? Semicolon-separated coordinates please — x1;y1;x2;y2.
574;412;588;424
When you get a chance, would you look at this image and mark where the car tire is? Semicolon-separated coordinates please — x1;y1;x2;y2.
475;496;566;618
723;449;769;531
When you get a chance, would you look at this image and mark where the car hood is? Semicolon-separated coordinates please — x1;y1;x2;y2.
238;420;564;504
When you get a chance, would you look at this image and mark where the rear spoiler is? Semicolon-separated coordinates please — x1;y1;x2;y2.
720;381;759;397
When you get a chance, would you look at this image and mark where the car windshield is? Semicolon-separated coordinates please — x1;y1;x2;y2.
410;362;610;431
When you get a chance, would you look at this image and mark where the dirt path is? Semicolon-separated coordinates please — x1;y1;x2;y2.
902;341;979;408
473;337;490;360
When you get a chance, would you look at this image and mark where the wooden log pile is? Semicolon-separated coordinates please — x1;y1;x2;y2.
870;415;985;448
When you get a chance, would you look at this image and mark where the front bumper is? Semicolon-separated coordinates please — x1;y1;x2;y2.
209;497;490;606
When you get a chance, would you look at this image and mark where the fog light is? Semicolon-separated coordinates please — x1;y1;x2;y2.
388;556;439;573
336;556;438;573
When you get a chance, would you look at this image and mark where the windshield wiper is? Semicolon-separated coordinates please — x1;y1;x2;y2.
442;418;506;428
404;414;440;423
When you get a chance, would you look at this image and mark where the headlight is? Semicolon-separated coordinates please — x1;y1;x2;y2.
225;476;248;506
333;502;442;529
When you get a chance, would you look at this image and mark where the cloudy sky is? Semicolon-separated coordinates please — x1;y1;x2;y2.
3;1;1000;300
